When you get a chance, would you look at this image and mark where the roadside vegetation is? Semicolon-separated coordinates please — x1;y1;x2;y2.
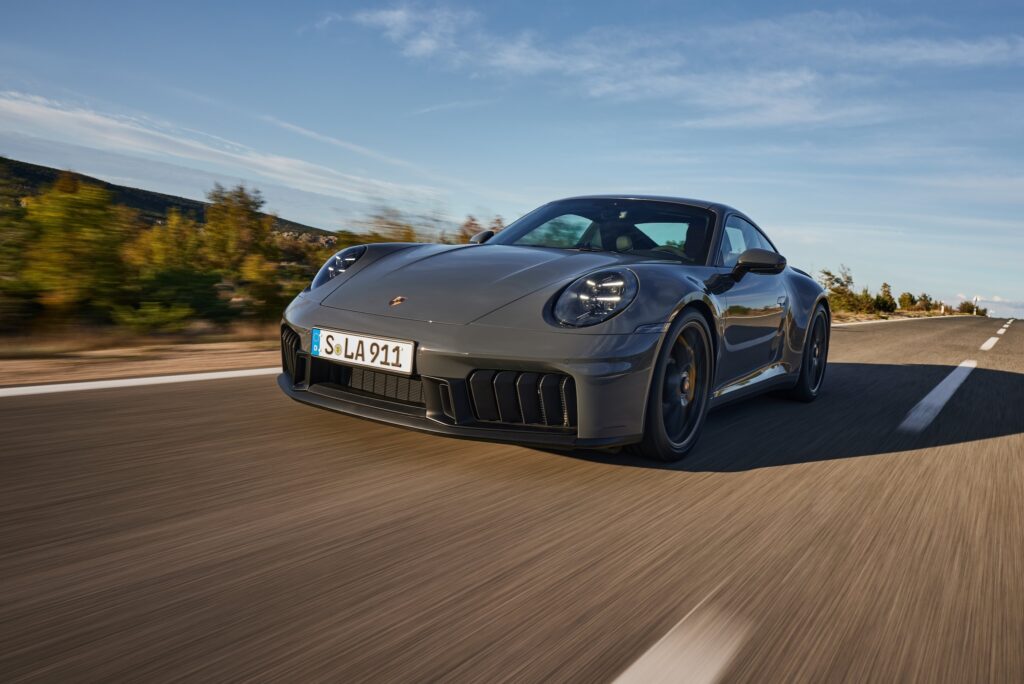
0;159;985;351
818;265;986;320
0;160;502;344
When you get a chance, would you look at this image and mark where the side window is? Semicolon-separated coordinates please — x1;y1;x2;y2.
718;216;774;267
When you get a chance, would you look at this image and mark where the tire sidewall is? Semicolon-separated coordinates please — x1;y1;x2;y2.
799;305;829;398
641;310;713;460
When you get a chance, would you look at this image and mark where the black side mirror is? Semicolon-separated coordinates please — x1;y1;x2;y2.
732;248;786;279
470;230;495;244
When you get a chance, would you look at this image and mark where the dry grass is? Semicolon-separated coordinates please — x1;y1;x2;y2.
0;322;279;360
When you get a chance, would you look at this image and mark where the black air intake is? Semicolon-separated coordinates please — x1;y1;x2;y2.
468;370;577;428
281;327;302;381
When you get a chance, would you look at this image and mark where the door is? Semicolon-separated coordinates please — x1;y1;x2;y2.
715;216;788;385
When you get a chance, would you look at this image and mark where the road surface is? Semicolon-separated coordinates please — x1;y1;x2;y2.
2;316;1022;682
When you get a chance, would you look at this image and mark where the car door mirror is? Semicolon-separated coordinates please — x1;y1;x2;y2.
470;230;495;244
732;248;786;279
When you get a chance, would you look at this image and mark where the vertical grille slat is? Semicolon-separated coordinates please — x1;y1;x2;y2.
561;376;578;427
469;371;500;421
281;327;302;381
516;373;542;424
493;371;522;423
538;374;563;426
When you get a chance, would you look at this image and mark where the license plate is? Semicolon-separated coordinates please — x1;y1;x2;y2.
311;328;415;375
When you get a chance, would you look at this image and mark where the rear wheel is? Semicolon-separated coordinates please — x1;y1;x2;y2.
788;304;829;402
634;310;713;462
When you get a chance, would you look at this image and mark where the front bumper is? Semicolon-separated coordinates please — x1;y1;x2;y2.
279;297;662;448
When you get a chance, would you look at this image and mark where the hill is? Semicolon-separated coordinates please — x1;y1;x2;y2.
0;156;330;237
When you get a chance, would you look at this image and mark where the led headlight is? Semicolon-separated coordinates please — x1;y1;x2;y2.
553;269;638;327
310;245;366;289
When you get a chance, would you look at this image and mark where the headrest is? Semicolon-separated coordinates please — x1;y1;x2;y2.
684;224;709;261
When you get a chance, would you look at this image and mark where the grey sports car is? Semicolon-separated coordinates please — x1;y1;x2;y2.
279;195;830;461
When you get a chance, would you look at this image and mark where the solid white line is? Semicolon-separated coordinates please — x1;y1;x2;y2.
0;367;280;398
980;337;1000;351
614;580;748;684
832;315;969;328
898;360;977;433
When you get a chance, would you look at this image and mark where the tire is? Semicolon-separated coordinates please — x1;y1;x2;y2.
788;304;829;402
634;309;714;462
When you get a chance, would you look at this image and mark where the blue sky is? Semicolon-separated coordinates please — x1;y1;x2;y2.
1;1;1022;315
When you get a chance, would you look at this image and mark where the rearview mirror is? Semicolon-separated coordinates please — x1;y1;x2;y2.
732;248;786;279
470;230;495;244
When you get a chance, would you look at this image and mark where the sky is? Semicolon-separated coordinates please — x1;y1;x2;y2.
1;1;1022;316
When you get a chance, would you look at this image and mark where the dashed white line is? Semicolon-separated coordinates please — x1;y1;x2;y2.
898;360;977;433
0;367;280;398
980;337;1000;351
614;580;748;684
998;329;1005;335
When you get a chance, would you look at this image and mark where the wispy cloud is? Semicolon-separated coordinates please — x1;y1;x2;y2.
353;7;478;58
0;91;439;205
260;115;421;170
410;98;493;115
297;11;346;35
344;6;1024;128
715;12;1024;68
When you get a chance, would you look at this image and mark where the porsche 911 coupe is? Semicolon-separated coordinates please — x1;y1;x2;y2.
279;195;830;461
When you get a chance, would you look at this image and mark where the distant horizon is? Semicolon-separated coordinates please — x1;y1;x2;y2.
2;1;1022;315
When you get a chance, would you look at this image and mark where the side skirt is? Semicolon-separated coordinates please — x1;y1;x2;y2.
709;363;796;410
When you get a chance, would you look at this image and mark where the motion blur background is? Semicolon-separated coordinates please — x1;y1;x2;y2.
1;0;1022;350
2;3;1024;682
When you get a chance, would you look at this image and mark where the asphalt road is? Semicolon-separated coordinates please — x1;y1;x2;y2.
2;316;1022;682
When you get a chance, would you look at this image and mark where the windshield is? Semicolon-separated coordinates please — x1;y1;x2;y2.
489;198;715;264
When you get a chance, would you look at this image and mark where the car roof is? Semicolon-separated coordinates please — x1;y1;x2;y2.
554;194;743;219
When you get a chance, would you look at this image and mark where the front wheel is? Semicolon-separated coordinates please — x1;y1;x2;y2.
787;304;829;402
634;310;713;462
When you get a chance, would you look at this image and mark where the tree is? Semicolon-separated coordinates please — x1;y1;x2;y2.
21;175;138;319
818;265;858;312
201;184;277;274
0;162;35;329
355;207;421;243
488;216;506;232
123;209;203;275
898;292;917;310
457;215;484;243
957;300;975;314
917;292;934;311
239;253;287;321
874;282;897;313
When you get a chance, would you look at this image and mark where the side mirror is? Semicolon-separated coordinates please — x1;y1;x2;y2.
470;230;495;244
732;248;786;279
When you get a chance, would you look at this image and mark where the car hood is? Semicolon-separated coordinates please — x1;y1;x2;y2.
319;244;639;325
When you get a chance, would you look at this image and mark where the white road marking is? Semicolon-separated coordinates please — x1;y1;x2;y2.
832;315;969;328
997;329;1005;335
0;367;280;398
898;360;977;433
980;337;1000;351
614;581;748;684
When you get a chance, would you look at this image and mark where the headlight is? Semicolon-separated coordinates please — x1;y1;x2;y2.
553;269;638;327
310;245;366;289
